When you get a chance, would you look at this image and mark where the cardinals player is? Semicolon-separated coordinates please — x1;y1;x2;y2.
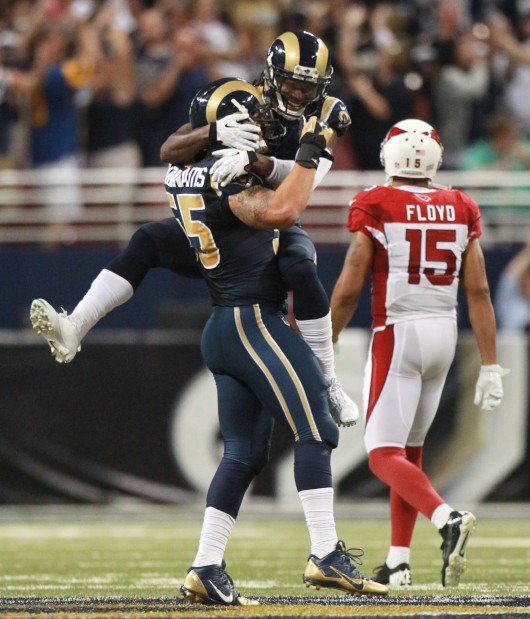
330;119;509;588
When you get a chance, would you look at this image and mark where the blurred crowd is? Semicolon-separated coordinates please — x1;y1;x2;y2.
3;0;530;174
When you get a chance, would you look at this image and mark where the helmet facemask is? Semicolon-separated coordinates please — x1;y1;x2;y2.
262;30;333;120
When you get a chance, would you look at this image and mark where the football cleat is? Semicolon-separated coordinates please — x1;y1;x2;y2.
327;377;359;427
181;560;258;606
372;562;412;587
303;540;389;597
30;298;81;364
439;510;477;587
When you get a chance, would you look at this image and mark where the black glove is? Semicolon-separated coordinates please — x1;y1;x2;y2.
295;117;334;169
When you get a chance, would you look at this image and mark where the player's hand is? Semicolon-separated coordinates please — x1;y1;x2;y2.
210;109;261;151
474;364;510;411
295;116;334;169
211;148;258;187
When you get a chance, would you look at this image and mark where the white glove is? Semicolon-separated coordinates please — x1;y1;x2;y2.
211;148;257;187
211;110;261;151
474;364;510;411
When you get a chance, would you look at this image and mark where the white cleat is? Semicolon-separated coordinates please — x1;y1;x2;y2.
30;298;81;364
326;377;359;427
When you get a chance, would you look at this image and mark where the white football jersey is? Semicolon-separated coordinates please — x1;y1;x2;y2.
348;184;482;327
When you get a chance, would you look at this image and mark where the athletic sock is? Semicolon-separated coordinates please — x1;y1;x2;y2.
386;546;410;569
369;447;445;521
70;269;134;340
192;506;235;567
431;503;454;530
296;311;335;381
298;487;338;558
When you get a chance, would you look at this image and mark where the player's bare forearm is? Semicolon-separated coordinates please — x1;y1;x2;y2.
229;165;316;229
247;153;274;179
462;239;498;365
331;232;373;342
160;124;209;164
467;291;498;365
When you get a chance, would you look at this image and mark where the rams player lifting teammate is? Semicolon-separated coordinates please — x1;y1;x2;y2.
165;76;388;606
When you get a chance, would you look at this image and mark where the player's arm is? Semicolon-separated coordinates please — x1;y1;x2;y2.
330;232;373;343
228;164;316;229
161;112;262;164
461;238;510;411
461;238;498;365
228;121;330;229
160;123;209;164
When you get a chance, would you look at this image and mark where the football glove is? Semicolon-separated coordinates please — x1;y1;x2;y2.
210;148;258;187
209;109;261;151
474;364;510;411
295;116;334;169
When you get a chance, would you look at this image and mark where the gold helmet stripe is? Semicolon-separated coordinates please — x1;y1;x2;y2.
278;32;301;73
315;40;329;76
205;81;263;124
278;31;329;76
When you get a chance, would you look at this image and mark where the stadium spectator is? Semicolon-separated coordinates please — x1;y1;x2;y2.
461;110;530;171
7;1;99;241
330;119;508;588
488;11;530;136
494;237;530;332
85;0;141;170
132;6;210;167
337;2;417;169
430;28;490;169
165;78;388;605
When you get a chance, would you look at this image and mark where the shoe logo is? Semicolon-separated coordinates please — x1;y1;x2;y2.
208;581;234;604
459;531;470;557
330;568;364;591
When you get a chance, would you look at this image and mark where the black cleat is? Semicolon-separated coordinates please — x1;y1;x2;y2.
303;540;389;596
440;510;477;586
373;562;412;587
181;560;258;606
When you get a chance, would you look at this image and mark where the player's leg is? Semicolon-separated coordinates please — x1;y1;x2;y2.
31;218;200;363
366;319;476;587
182;374;269;606
410;318;477;586
204;304;387;597
278;226;359;427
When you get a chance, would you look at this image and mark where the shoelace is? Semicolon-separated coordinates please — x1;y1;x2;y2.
215;566;239;596
337;545;366;577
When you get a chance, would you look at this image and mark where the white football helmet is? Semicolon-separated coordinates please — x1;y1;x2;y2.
380;119;443;180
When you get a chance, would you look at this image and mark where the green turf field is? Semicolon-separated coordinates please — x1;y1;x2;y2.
0;510;528;617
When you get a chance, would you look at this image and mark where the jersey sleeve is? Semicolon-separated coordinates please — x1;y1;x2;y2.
347;190;383;236
319;96;351;137
460;191;482;240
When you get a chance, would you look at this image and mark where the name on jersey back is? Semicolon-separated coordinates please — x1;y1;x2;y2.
406;204;455;222
166;166;207;188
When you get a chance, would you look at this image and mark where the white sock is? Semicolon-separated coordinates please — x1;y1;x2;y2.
70;269;134;340
299;487;338;558
193;506;235;567
431;503;454;530
386;546;410;568
296;311;335;381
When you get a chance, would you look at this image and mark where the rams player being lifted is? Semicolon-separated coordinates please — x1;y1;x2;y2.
30;30;358;428
165;77;388;606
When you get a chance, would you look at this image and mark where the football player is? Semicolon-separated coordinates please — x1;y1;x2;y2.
30;30;358;428
330;119;510;588
163;78;388;605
